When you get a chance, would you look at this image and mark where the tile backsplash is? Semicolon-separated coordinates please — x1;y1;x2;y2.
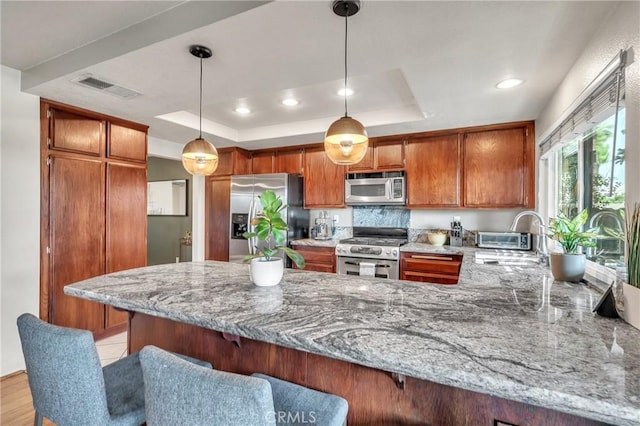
352;206;410;228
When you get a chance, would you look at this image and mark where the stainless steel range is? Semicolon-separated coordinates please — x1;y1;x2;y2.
336;227;408;279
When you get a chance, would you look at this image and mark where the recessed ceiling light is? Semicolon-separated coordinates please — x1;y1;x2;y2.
496;79;524;89
234;106;251;114
337;88;354;97
282;98;299;106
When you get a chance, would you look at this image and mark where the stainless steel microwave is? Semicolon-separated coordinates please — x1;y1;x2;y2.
345;174;406;205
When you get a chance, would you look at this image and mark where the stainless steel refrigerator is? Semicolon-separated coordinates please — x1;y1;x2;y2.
229;173;309;266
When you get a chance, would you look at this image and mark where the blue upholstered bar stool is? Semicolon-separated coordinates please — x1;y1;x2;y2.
16;313;211;426
140;345;348;426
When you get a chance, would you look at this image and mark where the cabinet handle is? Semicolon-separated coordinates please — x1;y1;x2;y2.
410;255;453;261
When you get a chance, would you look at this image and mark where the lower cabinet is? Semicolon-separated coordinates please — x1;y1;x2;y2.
400;252;463;285
292;245;336;273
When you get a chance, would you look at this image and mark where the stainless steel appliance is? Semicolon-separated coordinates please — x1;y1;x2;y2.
476;232;532;250
345;172;405;205
313;211;334;240
336;227;408;279
230;173;309;266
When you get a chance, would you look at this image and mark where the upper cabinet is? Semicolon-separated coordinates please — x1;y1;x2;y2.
304;145;346;208
348;136;406;172
463;124;534;208
108;123;147;162
211;148;252;176
50;108;104;155
250;147;304;175
406;134;460;208
405;121;535;209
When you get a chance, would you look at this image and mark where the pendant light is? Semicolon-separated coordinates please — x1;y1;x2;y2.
182;45;219;176
324;0;368;165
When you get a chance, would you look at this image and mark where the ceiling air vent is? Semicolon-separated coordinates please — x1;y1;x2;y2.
71;74;142;99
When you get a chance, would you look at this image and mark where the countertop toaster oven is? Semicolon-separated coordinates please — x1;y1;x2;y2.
476;232;532;250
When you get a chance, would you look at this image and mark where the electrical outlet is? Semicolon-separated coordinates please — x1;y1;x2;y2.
333;214;339;224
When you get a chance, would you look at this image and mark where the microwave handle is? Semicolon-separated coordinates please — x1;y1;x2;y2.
385;179;392;200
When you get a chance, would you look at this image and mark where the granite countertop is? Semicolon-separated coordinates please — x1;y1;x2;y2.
400;242;467;255
65;259;640;425
290;238;339;247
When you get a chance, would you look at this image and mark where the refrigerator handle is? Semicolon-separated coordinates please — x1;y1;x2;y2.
247;199;255;255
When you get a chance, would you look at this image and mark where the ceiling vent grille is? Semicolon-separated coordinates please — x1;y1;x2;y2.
71;74;142;99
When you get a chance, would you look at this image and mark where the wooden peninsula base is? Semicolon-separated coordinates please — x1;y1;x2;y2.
128;312;604;426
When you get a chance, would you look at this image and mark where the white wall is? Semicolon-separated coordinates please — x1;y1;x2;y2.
1;66;41;376
536;1;640;207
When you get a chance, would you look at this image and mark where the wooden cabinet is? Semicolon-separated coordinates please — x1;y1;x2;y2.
211;147;251;176
405;121;534;209
406;134;460;208
50;108;103;155
105;163;147;327
205;176;231;261
303;146;346;208
49;156;106;332
251;151;275;174
400;252;463;285
41;99;148;336
275;148;303;175
463;124;534;208
292;245;336;273
348;136;405;172
108;122;147;162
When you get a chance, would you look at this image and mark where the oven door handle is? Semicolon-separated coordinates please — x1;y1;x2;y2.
344;260;390;268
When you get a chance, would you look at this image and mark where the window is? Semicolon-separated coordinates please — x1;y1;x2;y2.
540;52;626;270
553;111;626;267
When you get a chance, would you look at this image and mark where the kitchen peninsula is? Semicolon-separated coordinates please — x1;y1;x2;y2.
65;254;640;426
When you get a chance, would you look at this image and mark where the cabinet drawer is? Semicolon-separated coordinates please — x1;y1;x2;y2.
400;252;462;284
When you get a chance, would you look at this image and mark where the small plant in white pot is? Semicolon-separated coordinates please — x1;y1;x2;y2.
622;203;640;330
547;209;598;282
243;190;305;287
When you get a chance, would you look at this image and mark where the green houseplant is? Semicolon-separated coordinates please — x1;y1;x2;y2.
242;190;305;286
546;209;598;282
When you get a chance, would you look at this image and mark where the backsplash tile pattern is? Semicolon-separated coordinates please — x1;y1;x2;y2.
353;206;410;228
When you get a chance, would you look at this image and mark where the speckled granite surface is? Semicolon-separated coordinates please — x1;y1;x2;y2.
65;259;640;425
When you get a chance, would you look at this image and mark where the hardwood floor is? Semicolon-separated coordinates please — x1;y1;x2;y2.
0;372;54;426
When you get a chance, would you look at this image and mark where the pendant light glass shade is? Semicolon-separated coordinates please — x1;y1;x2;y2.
325;0;368;165
182;45;218;176
324;116;368;165
182;137;219;175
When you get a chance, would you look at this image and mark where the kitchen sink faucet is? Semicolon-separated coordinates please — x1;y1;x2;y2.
510;210;549;263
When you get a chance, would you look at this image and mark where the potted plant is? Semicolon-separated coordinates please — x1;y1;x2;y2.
546;209;598;282
242;190;305;287
622;203;640;330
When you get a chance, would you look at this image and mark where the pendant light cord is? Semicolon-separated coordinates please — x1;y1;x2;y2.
199;56;203;139
343;3;349;118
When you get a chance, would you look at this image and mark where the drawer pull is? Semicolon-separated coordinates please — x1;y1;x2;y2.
410;255;453;261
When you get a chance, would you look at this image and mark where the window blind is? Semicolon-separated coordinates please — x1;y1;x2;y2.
539;50;626;155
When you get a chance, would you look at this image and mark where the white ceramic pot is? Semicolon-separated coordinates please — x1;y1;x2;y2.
550;253;585;282
622;282;640;331
250;257;284;287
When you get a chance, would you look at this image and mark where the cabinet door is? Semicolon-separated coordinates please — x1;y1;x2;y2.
304;147;346;208
463;127;529;207
252;151;275;174
108;123;147;162
346;145;374;171
105;163;147;327
292;246;335;273
405;135;460;207
375;138;405;170
205;177;231;261
275;149;303;175
400;252;462;284
50;156;105;332
51;108;103;155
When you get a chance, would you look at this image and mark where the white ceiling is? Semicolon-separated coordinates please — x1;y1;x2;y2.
1;1;618;150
